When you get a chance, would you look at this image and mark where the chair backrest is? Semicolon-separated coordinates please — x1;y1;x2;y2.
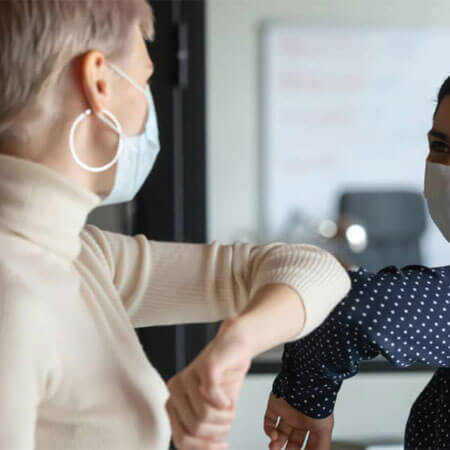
338;190;427;272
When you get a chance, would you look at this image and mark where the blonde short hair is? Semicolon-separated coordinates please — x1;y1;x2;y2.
0;0;154;143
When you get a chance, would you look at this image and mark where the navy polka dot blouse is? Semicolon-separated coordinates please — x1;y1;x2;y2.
272;265;450;449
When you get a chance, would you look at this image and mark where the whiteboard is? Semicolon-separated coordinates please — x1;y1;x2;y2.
261;25;450;266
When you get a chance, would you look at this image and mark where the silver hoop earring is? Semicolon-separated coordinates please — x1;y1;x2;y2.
69;108;123;173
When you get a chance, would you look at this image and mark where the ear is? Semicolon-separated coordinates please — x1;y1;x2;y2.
79;50;109;115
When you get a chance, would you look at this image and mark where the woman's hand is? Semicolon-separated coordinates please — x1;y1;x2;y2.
166;318;252;449
166;283;307;449
264;393;334;450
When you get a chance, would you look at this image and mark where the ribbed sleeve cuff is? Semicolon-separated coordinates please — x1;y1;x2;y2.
249;245;351;339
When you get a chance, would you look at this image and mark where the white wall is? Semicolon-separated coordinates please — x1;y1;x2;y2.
206;0;450;245
228;373;433;449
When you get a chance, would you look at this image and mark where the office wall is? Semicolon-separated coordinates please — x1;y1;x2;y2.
228;372;432;448
206;0;450;249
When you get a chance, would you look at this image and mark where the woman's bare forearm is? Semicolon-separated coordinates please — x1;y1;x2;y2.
223;283;306;358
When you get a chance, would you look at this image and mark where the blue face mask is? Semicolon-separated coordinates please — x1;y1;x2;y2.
69;62;160;206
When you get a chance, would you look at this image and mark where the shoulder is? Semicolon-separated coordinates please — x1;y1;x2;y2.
79;224;146;272
347;265;450;293
79;224;117;273
80;224;111;256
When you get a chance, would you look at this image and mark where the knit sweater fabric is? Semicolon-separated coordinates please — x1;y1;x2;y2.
0;153;350;449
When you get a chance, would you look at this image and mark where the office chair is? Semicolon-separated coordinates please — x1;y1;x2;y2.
338;190;427;272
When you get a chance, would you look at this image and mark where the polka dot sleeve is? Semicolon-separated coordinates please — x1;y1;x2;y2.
272;265;450;419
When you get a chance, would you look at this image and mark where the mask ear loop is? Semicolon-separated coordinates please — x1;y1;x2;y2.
69;108;123;173
107;62;147;96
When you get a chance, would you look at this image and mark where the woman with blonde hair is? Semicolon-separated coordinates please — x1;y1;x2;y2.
0;1;351;449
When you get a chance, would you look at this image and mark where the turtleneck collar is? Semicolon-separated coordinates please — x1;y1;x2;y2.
0;153;102;261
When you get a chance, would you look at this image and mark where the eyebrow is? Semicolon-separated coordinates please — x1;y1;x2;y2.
428;129;450;142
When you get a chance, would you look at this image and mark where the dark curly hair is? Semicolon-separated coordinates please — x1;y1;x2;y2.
436;76;450;114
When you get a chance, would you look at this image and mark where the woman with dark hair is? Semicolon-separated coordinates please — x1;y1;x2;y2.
263;77;450;450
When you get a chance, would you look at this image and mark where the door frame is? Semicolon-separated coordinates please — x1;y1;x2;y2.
134;0;208;381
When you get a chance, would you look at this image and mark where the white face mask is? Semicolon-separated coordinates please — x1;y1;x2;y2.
69;62;160;205
424;161;450;241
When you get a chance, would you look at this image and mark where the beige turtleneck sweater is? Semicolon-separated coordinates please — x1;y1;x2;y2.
0;153;350;450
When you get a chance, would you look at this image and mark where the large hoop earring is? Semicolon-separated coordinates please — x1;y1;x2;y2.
69;108;123;173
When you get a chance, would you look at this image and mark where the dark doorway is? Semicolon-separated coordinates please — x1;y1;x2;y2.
134;0;209;382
